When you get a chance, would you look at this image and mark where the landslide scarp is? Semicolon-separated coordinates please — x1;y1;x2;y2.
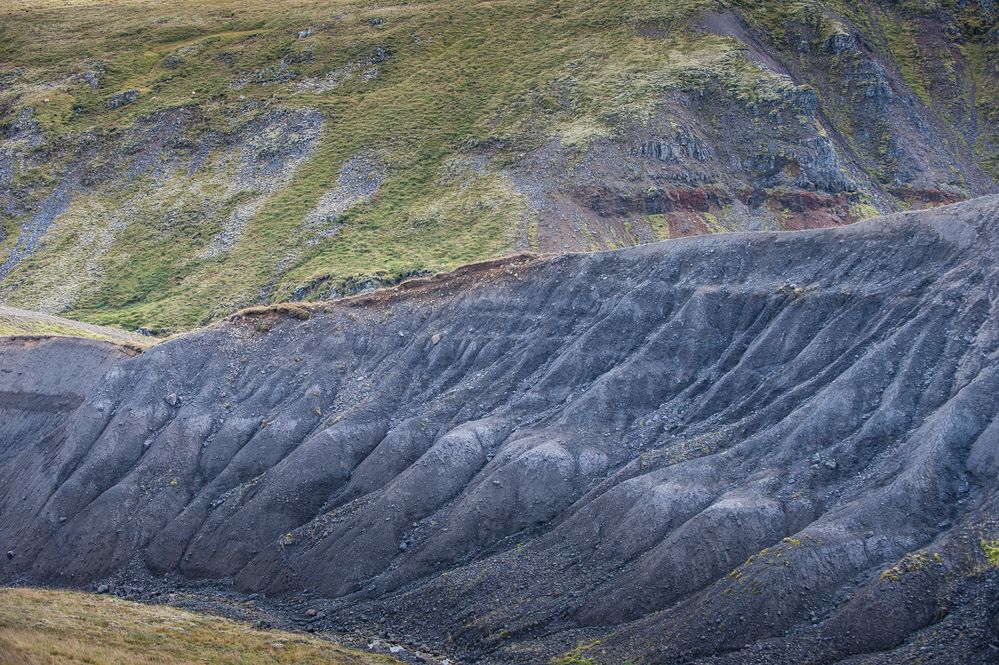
1;197;999;664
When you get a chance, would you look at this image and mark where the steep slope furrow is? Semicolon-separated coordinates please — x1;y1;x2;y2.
686;294;936;464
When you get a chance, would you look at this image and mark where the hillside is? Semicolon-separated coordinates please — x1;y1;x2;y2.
0;587;401;664
2;198;997;663
1;0;998;332
0;304;152;347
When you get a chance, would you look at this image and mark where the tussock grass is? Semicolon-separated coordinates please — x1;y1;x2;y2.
0;586;398;665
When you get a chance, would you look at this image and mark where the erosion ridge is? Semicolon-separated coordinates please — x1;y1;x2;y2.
226;251;544;323
2;197;999;664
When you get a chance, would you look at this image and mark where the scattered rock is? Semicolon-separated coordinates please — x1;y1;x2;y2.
106;89;139;109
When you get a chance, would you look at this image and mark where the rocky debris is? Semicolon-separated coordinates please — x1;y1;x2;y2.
281;47;314;67
0;184;72;280
164;392;180;406
3;107;40;143
106;89;139;110
633;126;711;163
303;154;384;243
2;198;999;663
232;65;296;89
202;108;324;258
824;31;858;56
295;47;389;93
76;61;106;89
96;584;109;594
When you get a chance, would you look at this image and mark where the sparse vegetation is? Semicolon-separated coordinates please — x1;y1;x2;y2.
0;587;398;664
551;639;601;665
982;538;999;568
880;550;943;583
2;0;760;332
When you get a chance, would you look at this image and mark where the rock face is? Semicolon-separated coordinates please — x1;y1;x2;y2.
2;198;999;663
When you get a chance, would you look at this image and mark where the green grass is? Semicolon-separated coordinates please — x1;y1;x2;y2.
0;586;398;664
0;0;767;330
1;0;996;332
551;639;601;665
0;0;802;331
983;539;999;568
0;305;153;347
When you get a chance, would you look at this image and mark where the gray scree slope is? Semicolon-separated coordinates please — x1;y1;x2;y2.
2;197;999;664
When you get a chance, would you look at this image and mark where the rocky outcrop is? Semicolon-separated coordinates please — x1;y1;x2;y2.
1;197;998;663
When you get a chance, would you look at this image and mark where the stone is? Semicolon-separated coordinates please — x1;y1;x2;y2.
106;89;139;110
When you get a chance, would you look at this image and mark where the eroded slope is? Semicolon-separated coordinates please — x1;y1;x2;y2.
1;198;998;663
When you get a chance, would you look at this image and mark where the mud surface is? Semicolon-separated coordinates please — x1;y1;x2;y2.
2;197;999;663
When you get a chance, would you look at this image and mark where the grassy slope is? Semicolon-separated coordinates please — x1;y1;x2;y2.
0;0;995;332
0;587;398;665
0;305;152;347
0;0;782;331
